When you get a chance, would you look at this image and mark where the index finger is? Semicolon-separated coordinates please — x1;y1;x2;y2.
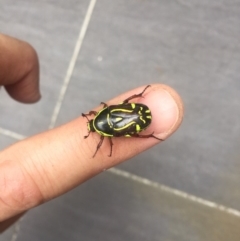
0;84;183;221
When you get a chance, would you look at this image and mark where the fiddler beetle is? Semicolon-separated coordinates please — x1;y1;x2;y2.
82;85;163;157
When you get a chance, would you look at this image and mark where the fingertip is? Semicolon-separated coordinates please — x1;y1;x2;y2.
0;34;41;103
5;82;41;104
140;84;184;140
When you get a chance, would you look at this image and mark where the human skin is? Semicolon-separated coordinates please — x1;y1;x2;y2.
0;34;184;232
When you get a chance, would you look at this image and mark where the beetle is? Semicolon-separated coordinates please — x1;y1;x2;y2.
82;85;163;157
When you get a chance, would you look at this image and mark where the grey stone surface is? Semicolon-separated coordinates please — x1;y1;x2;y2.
0;225;15;241
14;172;240;241
0;134;17;150
55;0;240;209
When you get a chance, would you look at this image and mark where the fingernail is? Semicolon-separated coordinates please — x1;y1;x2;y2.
145;88;181;139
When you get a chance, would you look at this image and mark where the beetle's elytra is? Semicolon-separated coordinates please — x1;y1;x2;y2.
82;85;163;157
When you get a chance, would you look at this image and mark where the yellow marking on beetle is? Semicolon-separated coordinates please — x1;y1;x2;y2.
111;109;133;113
138;110;142;115
125;134;131;137
114;121;135;131
98;131;113;137
140;107;143;110
87;122;90;131
140;116;146;124
115;117;123;122
93;120;96;130
131;103;136;109
145;109;151;113
146;116;152;119
107;113;111;126
136;124;141;131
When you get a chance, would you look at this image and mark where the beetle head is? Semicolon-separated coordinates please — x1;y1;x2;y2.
87;120;95;132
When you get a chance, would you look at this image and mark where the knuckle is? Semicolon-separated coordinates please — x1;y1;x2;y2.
0;161;44;212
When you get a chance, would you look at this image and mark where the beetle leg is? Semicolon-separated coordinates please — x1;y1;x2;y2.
82;111;98;117
82;113;89;121
108;137;113;157
93;135;104;158
84;131;91;139
100;102;108;108
123;85;151;103
130;132;164;141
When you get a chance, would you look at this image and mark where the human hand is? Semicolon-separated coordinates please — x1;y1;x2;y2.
0;34;183;232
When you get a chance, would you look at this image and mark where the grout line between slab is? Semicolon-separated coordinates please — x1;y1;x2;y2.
49;0;97;129
0;127;25;140
1;127;240;219
10;216;23;241
108;168;240;218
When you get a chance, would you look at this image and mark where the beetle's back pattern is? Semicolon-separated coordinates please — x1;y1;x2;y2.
82;85;163;157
